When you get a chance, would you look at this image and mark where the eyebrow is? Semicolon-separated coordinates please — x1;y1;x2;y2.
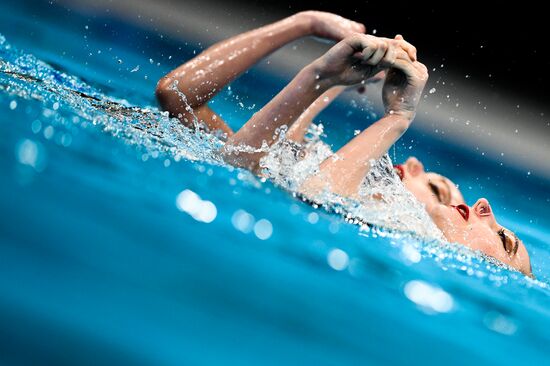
501;228;520;256
512;235;519;256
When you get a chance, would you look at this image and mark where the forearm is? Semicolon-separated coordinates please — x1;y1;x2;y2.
286;86;346;142
286;72;385;143
301;114;411;197
223;64;330;170
157;13;312;108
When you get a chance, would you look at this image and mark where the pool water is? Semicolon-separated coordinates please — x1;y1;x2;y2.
1;1;550;365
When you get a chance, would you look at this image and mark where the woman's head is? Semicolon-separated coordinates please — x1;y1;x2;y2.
427;198;532;276
395;157;464;207
396;156;532;276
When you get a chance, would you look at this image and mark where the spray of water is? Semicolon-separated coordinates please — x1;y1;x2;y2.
0;33;543;285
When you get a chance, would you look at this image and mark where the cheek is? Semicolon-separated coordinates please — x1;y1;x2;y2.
461;227;505;260
403;180;436;206
428;205;465;239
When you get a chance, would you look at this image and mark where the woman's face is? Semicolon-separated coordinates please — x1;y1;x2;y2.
427;198;532;276
396;157;464;207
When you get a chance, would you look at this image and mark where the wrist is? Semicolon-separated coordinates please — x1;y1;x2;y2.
300;62;334;93
293;11;315;36
385;110;416;121
379;113;413;136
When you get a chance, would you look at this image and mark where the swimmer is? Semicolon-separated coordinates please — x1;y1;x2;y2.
156;12;532;276
156;11;462;206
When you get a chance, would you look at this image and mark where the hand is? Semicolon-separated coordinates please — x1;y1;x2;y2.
297;11;366;41
382;58;429;120
311;34;411;87
378;34;417;62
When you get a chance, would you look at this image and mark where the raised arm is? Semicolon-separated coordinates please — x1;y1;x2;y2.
155;11;365;136
223;34;413;171
301;46;429;197
285;86;346;142
286;70;387;143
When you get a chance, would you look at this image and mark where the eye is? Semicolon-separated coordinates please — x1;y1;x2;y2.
428;182;442;203
498;229;514;254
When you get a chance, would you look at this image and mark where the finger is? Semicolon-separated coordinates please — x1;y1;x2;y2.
366;70;386;84
353;21;366;34
396;38;417;62
360;46;376;61
380;44;397;68
395;34;404;41
395;48;410;62
412;61;429;80
390;58;418;79
366;40;388;65
345;34;375;53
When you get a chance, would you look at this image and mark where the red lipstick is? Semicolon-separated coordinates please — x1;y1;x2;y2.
451;204;470;221
394;164;405;180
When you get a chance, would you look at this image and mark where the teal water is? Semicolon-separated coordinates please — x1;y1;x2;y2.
1;1;550;365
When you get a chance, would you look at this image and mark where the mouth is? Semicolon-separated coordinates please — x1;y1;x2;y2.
394;164;405;180
451;204;470;221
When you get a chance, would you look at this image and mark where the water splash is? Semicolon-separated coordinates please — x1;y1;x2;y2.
259;127;445;241
0;33;542;285
0;34;226;166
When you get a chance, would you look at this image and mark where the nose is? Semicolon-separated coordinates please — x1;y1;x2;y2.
473;198;494;218
405;156;424;176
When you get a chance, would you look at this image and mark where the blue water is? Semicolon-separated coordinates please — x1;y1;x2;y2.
1;1;550;365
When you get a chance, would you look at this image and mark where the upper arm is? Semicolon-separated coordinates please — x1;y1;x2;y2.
155;78;234;137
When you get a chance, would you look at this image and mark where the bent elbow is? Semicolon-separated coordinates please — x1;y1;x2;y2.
155;77;173;109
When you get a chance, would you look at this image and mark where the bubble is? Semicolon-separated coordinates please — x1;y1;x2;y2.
307;212;319;224
402;244;421;264
15;139;47;171
9;100;17;110
483;311;518;335
328;221;340;234
254;219;273;240
404;280;454;313
327;249;349;271
43;125;54;139
231;209;255;233
60;133;72;147
175;189;217;223
31;120;42;133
